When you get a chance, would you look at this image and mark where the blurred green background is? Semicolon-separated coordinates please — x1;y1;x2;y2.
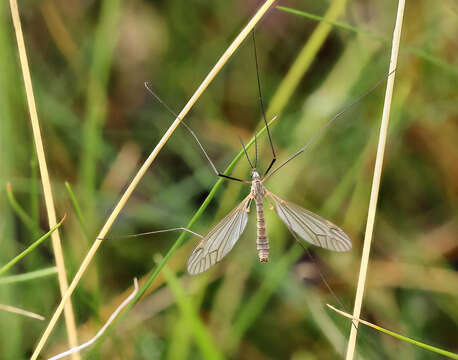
0;0;457;359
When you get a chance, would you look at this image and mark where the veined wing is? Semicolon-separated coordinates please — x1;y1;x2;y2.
187;194;252;275
268;192;352;252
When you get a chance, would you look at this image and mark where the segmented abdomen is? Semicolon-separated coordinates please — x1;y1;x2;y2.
255;198;269;262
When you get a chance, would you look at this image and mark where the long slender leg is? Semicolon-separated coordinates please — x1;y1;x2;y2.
144;82;250;184
261;116;278;177
98;227;203;241
263;69;397;182
181;121;250;183
252;31;276;176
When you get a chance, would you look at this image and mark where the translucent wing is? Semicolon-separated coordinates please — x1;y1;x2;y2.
268;192;352;252
187;195;252;275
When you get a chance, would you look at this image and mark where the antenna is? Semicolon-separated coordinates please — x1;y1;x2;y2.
144;82;249;184
252;30;276;175
238;135;255;169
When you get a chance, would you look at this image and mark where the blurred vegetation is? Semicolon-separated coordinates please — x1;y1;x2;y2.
0;0;457;359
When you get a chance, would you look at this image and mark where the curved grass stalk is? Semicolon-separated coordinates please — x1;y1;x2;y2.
0;304;45;321
0;267;57;285
48;279;139;360
0;216;66;277
64;182;90;242
157;256;224;360
277;6;458;77
329;305;458;359
6;183;40;235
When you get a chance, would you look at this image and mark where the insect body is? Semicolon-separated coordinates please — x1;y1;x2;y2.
252;170;269;262
186;169;352;275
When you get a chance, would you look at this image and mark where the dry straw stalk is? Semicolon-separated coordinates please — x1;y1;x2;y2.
8;0;80;358
345;0;406;359
31;1;277;358
0;304;45;321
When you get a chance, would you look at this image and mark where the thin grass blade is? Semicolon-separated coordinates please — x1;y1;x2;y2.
328;305;458;359
6;183;41;234
277;6;458;77
0;267;57;285
157;255;224;360
65;181;90;242
0;215;66;276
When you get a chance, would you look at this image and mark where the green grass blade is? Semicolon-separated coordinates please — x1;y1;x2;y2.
79;0;122;196
158;256;224;360
0;216;66;276
6;183;41;234
167;274;208;360
65;181;90;242
328;305;458;359
65;181;101;316
230;247;302;350
0;267;57;285
277;6;458;77
277;6;386;41
29;157;40;238
167;313;194;360
372;325;458;359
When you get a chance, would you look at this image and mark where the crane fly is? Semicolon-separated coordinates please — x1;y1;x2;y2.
185;168;351;275
115;31;392;275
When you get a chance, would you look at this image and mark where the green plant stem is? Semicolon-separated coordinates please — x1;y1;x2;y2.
65;183;101;317
65;181;90;242
0;267;57;285
29;157;40;238
277;6;458;77
0;216;65;276
79;0;122;197
6;183;40;234
328;305;458;359
231;246;302;349
158;256;224;360
278;6;386;41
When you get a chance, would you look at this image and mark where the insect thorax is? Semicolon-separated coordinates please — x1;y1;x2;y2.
251;179;266;200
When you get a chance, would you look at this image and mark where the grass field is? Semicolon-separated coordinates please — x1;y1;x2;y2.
0;1;457;359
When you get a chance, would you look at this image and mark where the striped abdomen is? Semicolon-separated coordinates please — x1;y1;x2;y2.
255;198;269;262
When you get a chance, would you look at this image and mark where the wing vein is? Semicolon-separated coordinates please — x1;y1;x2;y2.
268;192;351;252
187;194;252;274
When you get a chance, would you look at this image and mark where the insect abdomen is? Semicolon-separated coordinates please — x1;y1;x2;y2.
255;199;269;262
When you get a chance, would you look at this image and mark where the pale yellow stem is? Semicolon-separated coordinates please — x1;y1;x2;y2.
0;304;45;321
30;1;277;359
8;0;79;359
345;1;405;359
